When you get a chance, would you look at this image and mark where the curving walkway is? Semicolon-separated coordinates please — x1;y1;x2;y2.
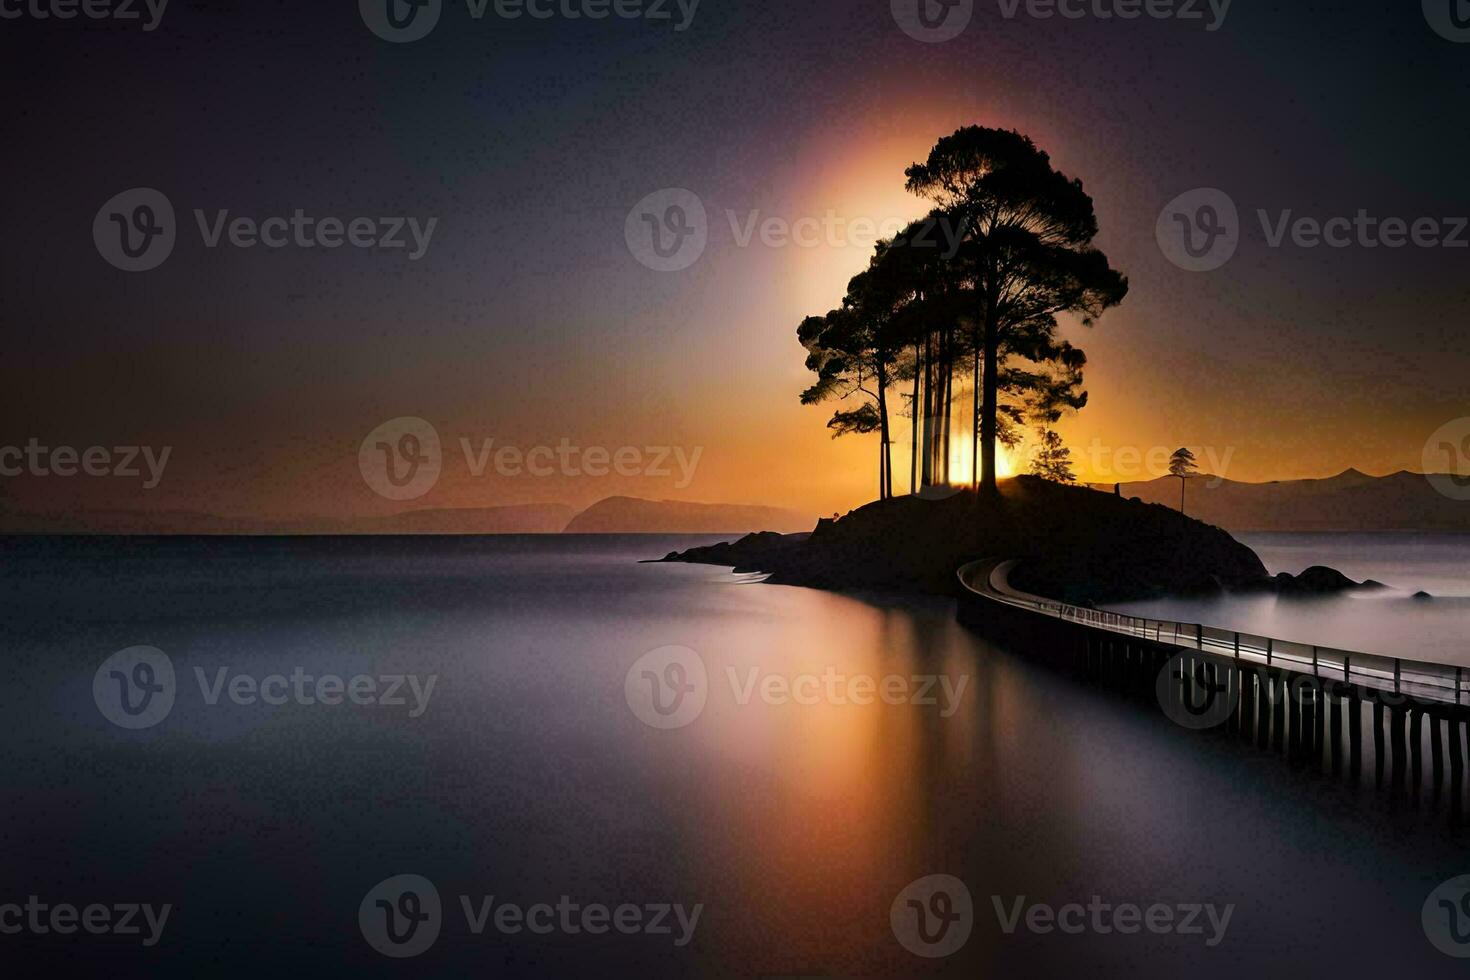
957;558;1468;706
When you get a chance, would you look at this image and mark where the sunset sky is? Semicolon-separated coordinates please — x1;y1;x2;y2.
3;1;1466;522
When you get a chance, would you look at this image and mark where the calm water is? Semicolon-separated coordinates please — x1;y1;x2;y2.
1;534;1468;977
1111;532;1470;665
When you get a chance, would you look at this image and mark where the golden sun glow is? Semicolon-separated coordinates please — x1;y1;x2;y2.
945;438;1016;482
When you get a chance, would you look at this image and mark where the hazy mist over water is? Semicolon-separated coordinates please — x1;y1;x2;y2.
1111;533;1470;665
1;534;1467;976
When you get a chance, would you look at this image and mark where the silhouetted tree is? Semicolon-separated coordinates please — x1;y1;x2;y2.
800;310;883;497
877;216;970;491
1030;428;1075;484
1169;447;1198;515
798;261;908;499
905;127;1128;495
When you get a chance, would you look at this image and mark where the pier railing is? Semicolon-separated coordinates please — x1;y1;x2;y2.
958;559;1468;706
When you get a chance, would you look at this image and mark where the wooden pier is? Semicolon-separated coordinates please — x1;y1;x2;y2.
956;559;1470;822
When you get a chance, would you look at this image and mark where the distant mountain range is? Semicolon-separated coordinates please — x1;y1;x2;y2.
0;498;812;535
1096;469;1470;532
12;471;1459;536
563;497;809;534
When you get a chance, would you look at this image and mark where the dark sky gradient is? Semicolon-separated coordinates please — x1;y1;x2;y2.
2;0;1467;519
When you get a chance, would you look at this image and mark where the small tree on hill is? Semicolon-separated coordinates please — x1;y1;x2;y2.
1169;447;1198;515
1030;429;1075;484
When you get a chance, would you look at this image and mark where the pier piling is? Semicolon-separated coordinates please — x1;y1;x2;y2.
1329;686;1343;777
1373;700;1385;789
1410;708;1424;803
1449;716;1464;825
1432;710;1445;805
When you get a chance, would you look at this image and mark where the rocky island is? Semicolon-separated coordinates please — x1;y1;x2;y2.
656;477;1379;605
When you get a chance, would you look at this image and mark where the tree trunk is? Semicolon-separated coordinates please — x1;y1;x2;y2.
940;324;953;485
878;427;886;501
920;333;933;488
971;322;980;489
877;362;892;501
910;342;920;494
979;305;999;495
